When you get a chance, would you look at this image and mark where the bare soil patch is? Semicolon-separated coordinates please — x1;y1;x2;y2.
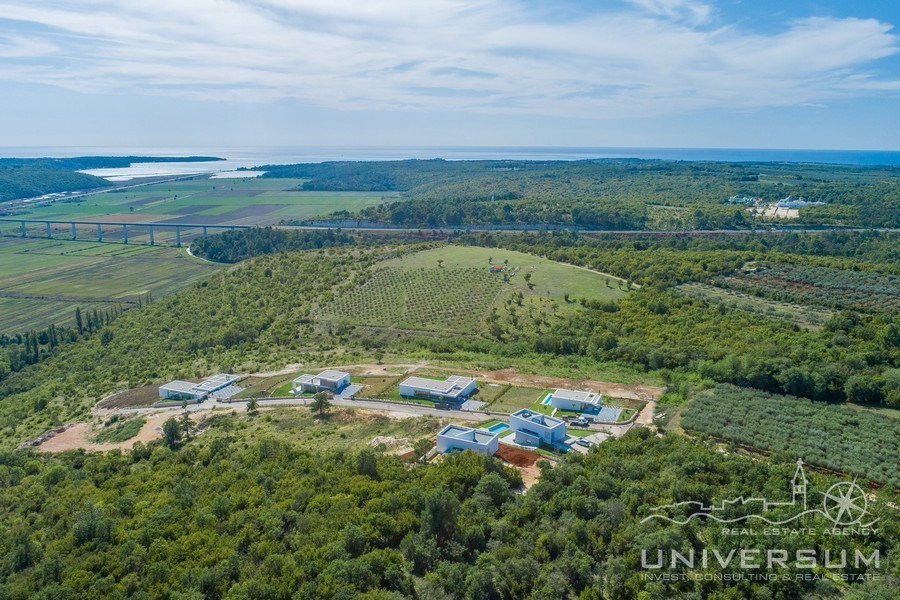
495;443;541;467
168;204;218;215
38;413;170;453
480;368;663;400
96;385;161;410
218;204;284;220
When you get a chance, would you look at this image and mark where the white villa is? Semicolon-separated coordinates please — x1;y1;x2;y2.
292;370;351;394
159;374;242;402
436;424;499;455
399;375;476;402
547;388;602;412
510;408;567;446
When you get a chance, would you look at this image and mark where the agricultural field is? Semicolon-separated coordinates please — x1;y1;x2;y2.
320;245;627;334
681;385;900;486
0;237;222;332
677;282;834;328
715;263;900;312
380;245;628;304
3;176;391;227
322;267;504;333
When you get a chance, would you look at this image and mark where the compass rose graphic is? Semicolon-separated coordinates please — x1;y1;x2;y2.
822;480;870;526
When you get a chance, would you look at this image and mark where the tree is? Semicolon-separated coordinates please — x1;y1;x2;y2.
75;307;83;335
162;417;181;449
413;438;433;460
247;397;259;415
437;259;444;268
310;392;331;417
179;410;194;441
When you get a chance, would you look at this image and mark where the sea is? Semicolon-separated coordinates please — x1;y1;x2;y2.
2;145;900;181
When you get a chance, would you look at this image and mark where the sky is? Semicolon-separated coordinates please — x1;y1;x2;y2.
0;0;899;150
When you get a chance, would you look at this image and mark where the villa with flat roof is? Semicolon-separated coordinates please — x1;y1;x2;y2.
510;408;567;446
292;370;351;394
547;388;602;412
399;375;476;402
436;424;499;455
159;374;242;402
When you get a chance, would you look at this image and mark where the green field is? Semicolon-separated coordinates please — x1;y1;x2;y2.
0;237;222;332
487;385;551;412
320;245;627;335
2;177;391;228
230;407;444;453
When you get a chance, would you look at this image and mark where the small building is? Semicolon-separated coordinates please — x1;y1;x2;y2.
547;388;602;412
292;370;351;394
436;424;498;455
159;373;242;402
510;408;567;446
399;375;476;402
489;265;504;273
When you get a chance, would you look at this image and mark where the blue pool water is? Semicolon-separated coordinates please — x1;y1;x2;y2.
488;423;509;433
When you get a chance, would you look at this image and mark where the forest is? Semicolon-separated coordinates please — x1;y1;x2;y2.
0;427;894;599
0;167;109;203
257;159;900;229
189;228;358;263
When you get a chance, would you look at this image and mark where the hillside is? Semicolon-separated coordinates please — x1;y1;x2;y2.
0;167;110;203
320;245;627;335
258;159;900;230
0;424;892;598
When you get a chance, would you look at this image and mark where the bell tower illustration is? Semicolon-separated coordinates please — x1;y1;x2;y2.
792;459;808;509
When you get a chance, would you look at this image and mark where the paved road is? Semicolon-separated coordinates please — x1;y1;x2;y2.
118;395;503;422
114;395;638;437
278;225;900;236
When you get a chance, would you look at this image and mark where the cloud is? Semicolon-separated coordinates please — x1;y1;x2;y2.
0;1;895;119
626;0;712;24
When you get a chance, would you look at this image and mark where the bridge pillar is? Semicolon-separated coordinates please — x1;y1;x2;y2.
149;225;154;245
46;222;52;238
21;221;26;237
122;224;128;244
71;222;77;240
97;223;103;241
203;226;207;238
175;227;181;247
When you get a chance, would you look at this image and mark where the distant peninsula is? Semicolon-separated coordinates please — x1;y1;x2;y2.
0;156;225;203
0;156;225;171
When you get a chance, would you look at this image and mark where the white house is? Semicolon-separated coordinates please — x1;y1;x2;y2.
510;408;567;446
292;370;351;394
399;375;476;402
547;388;602;412
159;373;242;402
436;424;498;455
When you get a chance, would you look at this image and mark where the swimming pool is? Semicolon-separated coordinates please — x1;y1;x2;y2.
487;422;509;433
